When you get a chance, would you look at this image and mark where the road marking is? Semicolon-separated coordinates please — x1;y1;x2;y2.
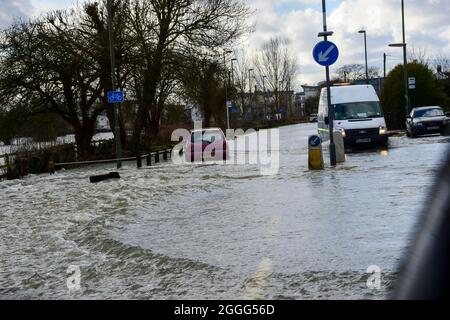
243;257;272;300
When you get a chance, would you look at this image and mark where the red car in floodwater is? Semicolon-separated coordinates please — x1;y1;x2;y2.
185;128;229;162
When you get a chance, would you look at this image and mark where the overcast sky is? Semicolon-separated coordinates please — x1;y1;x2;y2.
1;0;449;88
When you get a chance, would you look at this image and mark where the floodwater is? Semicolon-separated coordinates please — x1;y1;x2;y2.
0;123;449;300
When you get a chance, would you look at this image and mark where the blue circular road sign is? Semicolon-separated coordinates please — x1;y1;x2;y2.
313;41;339;67
309;135;322;148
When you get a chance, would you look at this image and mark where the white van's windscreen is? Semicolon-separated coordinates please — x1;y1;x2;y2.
334;102;384;121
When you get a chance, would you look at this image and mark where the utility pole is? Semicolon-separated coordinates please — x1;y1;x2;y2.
319;0;337;167
383;53;387;78
107;0;122;169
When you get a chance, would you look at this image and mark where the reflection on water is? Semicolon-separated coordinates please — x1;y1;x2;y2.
0;124;449;300
380;150;389;158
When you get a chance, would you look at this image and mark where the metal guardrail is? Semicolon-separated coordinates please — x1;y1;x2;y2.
51;149;173;172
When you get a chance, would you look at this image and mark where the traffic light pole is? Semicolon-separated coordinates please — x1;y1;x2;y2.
107;0;122;169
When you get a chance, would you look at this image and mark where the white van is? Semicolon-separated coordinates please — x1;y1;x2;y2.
318;85;389;147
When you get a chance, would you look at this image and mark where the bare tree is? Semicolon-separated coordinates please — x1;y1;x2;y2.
179;57;226;127
78;0;132;148
336;64;380;82
253;37;298;114
408;47;429;66
128;0;251;149
0;14;105;158
435;55;450;77
232;49;252;115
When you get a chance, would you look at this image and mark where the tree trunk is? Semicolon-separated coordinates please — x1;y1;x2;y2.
132;39;167;149
74;122;96;160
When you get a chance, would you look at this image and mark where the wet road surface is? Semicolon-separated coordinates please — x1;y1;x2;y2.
1;123;449;299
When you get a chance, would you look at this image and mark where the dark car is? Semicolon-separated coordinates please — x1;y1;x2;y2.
406;106;449;138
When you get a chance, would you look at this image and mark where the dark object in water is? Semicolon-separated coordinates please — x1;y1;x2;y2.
89;172;121;183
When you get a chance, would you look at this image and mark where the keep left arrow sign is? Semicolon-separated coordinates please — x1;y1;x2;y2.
313;40;339;67
318;45;336;62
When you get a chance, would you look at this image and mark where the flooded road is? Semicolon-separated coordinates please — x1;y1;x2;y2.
1;123;449;300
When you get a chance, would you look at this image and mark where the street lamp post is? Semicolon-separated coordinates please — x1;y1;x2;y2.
401;0;410;114
224;50;233;130
262;76;267;120
389;42;409;118
229;58;237;127
107;0;122;169
231;58;237;87
389;0;410;118
358;30;369;84
248;69;254;116
279;81;284;117
319;0;337;167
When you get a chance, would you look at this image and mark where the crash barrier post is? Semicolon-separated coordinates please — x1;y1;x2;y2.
48;161;55;174
333;132;346;164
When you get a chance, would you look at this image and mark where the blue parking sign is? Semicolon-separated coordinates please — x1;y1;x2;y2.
107;91;125;104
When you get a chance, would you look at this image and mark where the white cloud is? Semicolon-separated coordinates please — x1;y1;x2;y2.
243;0;450;86
2;0;449;87
0;0;34;27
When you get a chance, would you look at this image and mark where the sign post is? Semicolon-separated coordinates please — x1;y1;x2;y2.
107;91;125;104
107;0;123;169
313;0;339;167
408;77;416;90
